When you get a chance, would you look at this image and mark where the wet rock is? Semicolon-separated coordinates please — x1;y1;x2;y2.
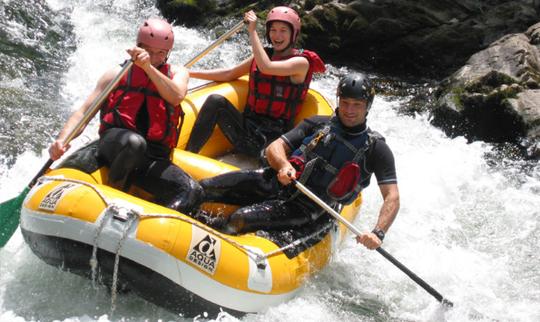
156;0;217;27
158;0;539;78
156;1;540;158
432;22;540;158
298;0;539;78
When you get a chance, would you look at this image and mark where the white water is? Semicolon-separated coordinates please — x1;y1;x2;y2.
1;0;539;321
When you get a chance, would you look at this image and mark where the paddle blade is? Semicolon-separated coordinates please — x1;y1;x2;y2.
0;187;30;247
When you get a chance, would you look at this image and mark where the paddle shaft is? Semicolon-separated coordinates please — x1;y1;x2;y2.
293;180;454;307
64;60;134;145
184;21;245;68
0;20;247;248
59;20;245;147
28;21;246;188
28;59;133;187
375;247;454;307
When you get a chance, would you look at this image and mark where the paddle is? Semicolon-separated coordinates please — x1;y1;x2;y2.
292;179;454;307
184;20;245;68
0;59;133;247
0;20;246;247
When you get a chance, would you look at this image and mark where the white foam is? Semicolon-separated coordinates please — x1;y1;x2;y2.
1;0;539;321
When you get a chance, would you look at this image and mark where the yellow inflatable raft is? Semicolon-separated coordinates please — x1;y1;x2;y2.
20;77;362;316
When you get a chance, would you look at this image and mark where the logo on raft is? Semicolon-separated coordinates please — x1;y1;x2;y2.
187;226;221;275
39;183;79;212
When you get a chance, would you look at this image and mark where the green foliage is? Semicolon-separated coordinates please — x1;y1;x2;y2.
465;71;517;92
450;86;465;109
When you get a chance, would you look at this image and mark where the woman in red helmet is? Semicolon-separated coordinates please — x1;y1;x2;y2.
49;18;204;213
186;7;326;160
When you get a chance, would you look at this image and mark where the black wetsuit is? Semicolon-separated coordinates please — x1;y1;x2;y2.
185;94;287;158
64;128;204;214
198;115;397;234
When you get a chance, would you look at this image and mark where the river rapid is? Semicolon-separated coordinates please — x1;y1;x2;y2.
0;1;539;321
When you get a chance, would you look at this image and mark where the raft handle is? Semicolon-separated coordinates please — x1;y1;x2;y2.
255;255;267;270
111;206;132;222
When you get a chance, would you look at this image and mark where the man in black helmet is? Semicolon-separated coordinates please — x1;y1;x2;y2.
196;73;399;250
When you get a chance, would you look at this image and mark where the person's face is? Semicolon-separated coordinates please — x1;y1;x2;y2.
268;21;292;51
141;44;169;66
338;97;368;127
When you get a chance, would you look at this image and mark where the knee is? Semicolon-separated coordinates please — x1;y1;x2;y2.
202;94;228;112
222;214;243;235
167;179;205;214
207;94;227;105
190;181;206;206
125;132;146;157
222;223;240;235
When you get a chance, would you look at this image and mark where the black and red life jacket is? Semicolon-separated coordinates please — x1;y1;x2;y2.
290;117;383;205
245;48;325;122
99;64;184;150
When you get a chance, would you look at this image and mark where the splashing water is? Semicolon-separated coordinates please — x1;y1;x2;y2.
1;0;539;321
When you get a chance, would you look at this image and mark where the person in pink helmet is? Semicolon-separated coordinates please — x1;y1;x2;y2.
186;7;326;162
48;18;204;213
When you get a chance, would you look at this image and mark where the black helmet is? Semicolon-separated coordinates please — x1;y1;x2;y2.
337;73;375;111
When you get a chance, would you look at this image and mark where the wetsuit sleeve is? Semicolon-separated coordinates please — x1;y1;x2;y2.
281;115;330;151
366;139;397;185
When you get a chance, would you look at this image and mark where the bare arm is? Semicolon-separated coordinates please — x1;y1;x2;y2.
169;65;189;102
189;56;252;81
374;183;400;232
145;64;188;106
127;47;187;106
245;10;309;83
48;66;120;160
265;138;296;185
356;183;400;249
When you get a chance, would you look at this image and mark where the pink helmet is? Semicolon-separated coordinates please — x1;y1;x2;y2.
137;18;174;50
265;6;301;46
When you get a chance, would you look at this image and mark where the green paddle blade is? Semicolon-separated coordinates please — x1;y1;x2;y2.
0;187;30;247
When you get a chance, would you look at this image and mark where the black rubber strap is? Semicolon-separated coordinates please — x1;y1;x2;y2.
372;228;385;241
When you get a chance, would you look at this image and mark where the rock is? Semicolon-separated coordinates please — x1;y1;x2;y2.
432;22;540;158
299;0;539;78
157;0;539;78
156;0;217;27
155;1;540;158
507;90;540;157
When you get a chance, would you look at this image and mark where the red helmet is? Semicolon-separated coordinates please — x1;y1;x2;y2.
137;18;174;50
265;6;301;46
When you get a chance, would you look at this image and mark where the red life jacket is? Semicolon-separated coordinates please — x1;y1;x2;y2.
99;64;184;150
245;48;326;121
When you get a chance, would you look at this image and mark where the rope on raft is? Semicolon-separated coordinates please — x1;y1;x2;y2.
37;176;324;266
